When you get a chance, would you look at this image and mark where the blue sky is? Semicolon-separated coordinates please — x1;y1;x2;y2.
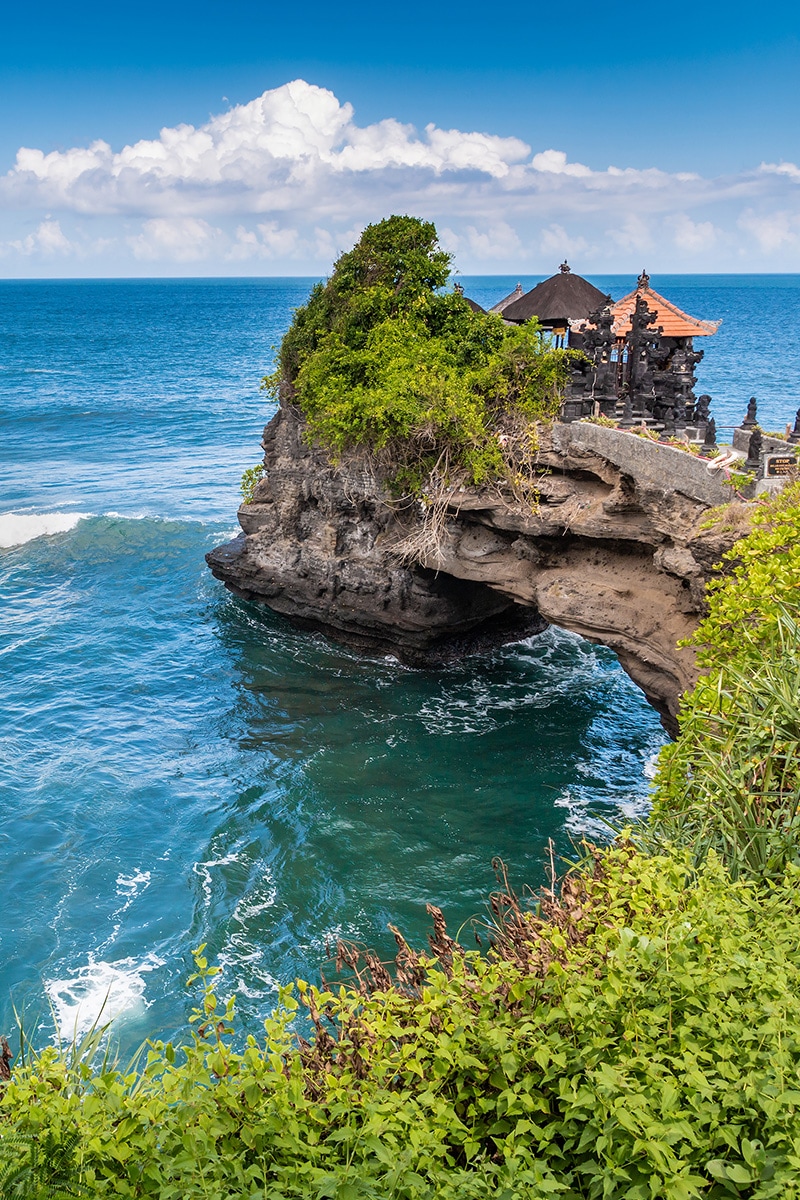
1;0;799;275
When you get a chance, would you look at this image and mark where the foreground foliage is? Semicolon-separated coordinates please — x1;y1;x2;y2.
264;216;580;497
647;483;800;881
5;848;800;1199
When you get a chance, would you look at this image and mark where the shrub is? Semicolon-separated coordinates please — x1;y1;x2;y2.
646;483;800;881
264;216;582;499
4;853;800;1197
240;462;265;504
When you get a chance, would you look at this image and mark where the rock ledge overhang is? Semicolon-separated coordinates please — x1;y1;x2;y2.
207;408;742;735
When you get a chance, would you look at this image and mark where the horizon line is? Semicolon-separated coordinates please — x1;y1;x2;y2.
2;270;800;283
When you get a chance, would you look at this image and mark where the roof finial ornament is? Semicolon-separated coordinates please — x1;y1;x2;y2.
560;260;571;273
637;269;650;290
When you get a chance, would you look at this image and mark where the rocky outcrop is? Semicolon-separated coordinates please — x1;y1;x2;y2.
207;404;743;735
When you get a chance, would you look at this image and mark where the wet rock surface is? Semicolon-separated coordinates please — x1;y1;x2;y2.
207;406;742;734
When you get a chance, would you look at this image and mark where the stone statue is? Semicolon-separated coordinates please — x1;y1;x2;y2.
662;404;676;435
694;394;711;424
742;397;758;429
618;394;635;428
788;408;800;445
745;427;763;472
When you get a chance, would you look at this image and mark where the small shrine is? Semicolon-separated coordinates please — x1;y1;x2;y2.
485;267;799;485
501;262;608;346
563;270;721;435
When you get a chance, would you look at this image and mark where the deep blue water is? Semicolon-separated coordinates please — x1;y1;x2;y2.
1;275;797;1053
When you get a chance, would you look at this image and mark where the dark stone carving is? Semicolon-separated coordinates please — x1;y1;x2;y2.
745;427;763;472
694;394;711;424
788;408;800;445
662;404;676;435
674;398;687;434
742;397;758;429
618;394;635;428
703;417;718;450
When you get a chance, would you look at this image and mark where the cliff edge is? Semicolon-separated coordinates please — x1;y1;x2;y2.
207;404;743;735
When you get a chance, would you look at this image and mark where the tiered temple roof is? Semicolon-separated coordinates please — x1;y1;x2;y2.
610;272;721;339
502;262;608;328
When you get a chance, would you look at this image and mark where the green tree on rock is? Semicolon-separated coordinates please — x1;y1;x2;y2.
265;215;582;505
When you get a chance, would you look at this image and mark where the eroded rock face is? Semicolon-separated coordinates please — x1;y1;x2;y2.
207;405;742;734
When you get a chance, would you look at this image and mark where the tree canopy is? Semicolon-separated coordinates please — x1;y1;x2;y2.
266;216;580;495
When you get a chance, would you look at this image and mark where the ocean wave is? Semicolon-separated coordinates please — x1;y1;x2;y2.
45;953;164;1042
0;509;236;553
0;511;89;549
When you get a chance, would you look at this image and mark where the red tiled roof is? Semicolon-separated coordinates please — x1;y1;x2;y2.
611;283;720;339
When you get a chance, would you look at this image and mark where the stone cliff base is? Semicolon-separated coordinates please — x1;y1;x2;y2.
207;409;744;735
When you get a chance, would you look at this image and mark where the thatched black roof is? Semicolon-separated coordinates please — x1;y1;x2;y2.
453;283;486;314
489;282;524;314
502;263;607;326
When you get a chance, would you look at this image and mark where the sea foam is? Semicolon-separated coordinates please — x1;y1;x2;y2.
45;954;163;1042
0;511;88;549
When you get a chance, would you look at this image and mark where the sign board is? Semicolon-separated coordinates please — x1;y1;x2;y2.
766;454;799;477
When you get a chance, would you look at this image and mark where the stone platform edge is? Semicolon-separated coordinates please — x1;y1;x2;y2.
550;421;736;507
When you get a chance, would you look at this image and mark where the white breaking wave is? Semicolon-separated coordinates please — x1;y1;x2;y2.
643;750;662;780
0;511;88;548
45;953;163;1042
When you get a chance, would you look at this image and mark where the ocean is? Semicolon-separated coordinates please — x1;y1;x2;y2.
1;274;798;1053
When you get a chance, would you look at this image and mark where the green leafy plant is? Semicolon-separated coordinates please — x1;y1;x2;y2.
6;856;800;1197
0;1128;88;1198
263;216;582;506
580;413;617;427
240;462;265;504
728;467;756;493
645;482;800;881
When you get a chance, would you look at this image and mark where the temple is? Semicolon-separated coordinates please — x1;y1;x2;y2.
562;270;721;432
501;262;608;346
497;266;721;436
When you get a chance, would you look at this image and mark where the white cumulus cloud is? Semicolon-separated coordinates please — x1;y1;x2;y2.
540;223;589;259
128;217;225;262
738;209;800;253
668;214;718;253
10;218;74;256
1;80;531;219
1;79;800;271
532;150;592;178
462;221;521;260
759;161;800;184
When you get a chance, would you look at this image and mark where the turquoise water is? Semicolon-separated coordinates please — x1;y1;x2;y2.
2;275;797;1052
